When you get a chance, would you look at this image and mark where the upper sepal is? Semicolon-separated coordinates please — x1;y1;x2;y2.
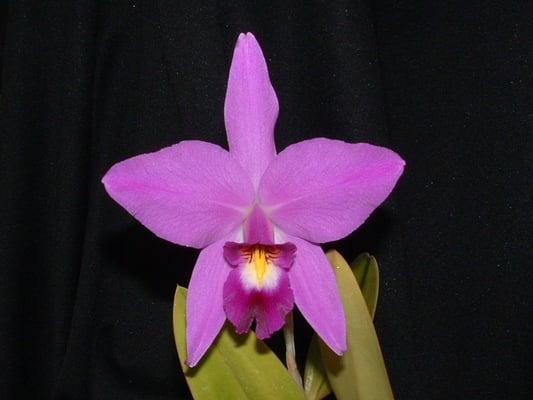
224;33;279;187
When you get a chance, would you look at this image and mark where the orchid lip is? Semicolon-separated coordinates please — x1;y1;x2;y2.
222;241;297;339
223;241;296;290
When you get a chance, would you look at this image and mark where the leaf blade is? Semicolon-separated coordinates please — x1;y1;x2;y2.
319;250;394;400
173;286;305;400
303;334;332;400
351;253;380;319
304;252;381;400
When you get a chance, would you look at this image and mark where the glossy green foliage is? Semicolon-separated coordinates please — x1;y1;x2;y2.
351;253;379;319
173;286;305;400
318;251;394;400
304;253;379;400
303;334;333;400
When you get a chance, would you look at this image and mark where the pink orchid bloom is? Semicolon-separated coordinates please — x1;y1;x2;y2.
102;32;405;367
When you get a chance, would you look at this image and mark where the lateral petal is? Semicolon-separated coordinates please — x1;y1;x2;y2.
283;234;347;354
224;33;278;187
102;140;254;249
259;138;405;243
186;238;232;367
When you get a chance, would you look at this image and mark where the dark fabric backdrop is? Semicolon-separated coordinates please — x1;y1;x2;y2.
1;1;531;399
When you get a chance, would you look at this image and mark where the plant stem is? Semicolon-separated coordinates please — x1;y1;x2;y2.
283;312;303;388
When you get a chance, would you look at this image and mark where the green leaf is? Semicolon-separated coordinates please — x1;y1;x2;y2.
319;250;394;400
303;334;332;400
304;252;381;399
350;253;379;319
173;286;305;400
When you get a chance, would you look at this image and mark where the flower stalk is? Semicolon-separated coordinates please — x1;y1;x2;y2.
283;312;303;388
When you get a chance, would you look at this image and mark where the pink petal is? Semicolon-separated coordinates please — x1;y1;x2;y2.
186;238;232;367
224;33;279;187
259;139;405;243
283;233;346;354
102;140;254;249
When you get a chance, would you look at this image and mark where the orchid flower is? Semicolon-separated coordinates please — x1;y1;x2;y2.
102;32;405;367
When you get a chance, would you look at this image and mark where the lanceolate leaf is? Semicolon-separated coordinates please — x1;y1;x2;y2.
304;252;381;399
319;251;393;400
173;286;305;400
303;334;332;400
351;253;380;319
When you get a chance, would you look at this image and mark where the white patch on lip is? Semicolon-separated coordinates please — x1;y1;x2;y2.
240;261;281;291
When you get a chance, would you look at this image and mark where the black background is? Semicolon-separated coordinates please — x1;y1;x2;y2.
1;1;531;399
